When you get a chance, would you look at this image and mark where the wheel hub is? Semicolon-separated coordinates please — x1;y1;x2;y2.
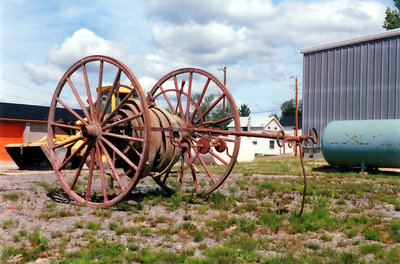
81;123;101;140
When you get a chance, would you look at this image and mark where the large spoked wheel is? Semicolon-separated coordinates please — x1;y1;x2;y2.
47;55;151;208
148;68;241;194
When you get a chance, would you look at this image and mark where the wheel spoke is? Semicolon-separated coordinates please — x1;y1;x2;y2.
185;72;193;123
102;86;138;126
195;93;225;124
101;131;144;142
178;153;184;191
201;115;234;128
98;140;125;192
95;143;108;202
70;143;91;190
209;149;229;166
67;77;91;121
190;77;210;123
100;136;139;172
173;76;184;120
187;152;199;192
96;60;104;120
51;122;81;131
58;139;88;171
53;135;84;149
159;85;176;114
102;112;143;130
82;64;95;120
193;148;216;184
100;69;122;121
56;98;88;125
86;144;96;201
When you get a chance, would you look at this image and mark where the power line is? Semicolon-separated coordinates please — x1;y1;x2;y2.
251;109;280;114
0;76;55;96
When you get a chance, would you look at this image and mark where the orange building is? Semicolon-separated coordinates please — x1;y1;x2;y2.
0;102;79;161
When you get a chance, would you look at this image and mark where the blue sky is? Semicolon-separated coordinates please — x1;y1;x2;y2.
0;0;395;116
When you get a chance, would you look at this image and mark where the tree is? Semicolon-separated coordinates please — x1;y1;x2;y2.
279;99;302;121
238;104;251;117
271;113;279;120
383;0;400;30
191;93;232;127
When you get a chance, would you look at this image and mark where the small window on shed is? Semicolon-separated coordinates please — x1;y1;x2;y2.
274;127;277;130
242;127;248;131
268;126;270;129
252;141;257;145
269;140;274;149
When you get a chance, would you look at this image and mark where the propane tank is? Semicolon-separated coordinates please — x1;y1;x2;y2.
321;120;400;168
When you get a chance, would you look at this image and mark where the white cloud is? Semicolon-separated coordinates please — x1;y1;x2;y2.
25;28;132;85
48;29;131;68
24;62;63;85
151;21;279;69
146;0;387;67
16;0;390;111
138;76;158;91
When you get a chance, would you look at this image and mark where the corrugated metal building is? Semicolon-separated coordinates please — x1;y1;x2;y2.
301;29;400;158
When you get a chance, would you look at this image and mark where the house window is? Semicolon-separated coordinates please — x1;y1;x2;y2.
252;141;257;145
268;126;270;129
274;127;277;130
269;140;274;149
242;127;248;131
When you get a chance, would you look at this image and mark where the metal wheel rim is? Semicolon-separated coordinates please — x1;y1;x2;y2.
47;55;150;208
148;68;241;194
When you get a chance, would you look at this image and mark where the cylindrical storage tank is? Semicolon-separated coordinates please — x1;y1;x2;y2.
321;120;400;168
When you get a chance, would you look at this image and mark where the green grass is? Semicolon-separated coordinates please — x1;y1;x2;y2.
2;156;400;263
259;210;283;233
1;229;48;262
59;237;132;264
87;220;102;231
289;196;338;233
37;181;60;195
1;219;14;229
2;192;22;201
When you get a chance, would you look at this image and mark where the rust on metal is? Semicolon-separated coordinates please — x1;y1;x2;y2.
46;55;318;216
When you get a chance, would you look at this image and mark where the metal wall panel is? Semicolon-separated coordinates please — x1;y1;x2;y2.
302;32;400;157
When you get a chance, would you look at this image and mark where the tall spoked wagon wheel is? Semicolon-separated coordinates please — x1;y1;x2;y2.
47;55;151;208
147;68;241;194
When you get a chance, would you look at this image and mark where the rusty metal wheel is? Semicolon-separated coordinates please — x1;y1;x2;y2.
47;55;151;208
148;68;241;194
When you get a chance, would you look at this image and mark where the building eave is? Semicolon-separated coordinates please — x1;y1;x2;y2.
301;29;400;54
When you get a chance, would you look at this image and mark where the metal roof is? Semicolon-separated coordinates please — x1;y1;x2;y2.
0;102;83;122
227;115;282;129
301;29;400;54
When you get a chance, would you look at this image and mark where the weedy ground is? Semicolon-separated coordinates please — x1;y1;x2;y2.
0;156;399;263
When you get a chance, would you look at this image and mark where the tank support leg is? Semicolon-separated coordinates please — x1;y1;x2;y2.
360;162;368;175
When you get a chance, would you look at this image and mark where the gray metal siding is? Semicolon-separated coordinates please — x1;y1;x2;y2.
302;33;400;151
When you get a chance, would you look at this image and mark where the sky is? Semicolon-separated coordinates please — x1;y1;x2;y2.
0;0;395;116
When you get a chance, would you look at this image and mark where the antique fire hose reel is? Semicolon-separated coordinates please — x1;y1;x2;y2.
46;55;318;215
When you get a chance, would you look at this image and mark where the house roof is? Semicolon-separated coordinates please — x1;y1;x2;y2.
0;102;83;122
280;115;302;128
227;115;282;130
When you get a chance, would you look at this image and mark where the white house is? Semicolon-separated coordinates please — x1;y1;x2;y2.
227;115;289;155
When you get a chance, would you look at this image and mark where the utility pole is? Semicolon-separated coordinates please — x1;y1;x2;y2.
218;66;226;129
